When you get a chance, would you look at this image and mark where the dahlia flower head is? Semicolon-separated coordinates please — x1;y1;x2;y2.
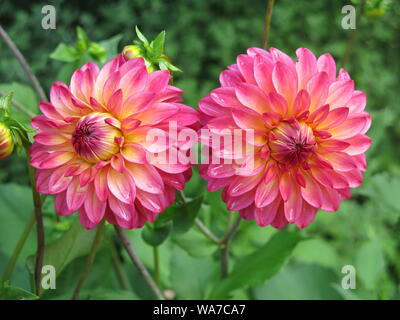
30;54;198;229
199;47;371;228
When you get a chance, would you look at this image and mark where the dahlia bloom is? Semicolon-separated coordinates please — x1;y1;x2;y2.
199;47;371;228
0;122;14;160
30;54;198;229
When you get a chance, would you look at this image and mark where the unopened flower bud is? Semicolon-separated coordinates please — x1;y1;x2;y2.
122;45;142;60
0;122;14;160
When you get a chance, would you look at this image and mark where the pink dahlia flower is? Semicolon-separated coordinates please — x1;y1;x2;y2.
30;54;198;229
199;48;371;228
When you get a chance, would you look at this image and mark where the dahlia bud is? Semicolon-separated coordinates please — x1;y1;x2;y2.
0;122;14;160
122;45;142;60
122;26;182;74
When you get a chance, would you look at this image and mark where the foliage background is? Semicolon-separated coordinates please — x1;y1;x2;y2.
0;0;399;300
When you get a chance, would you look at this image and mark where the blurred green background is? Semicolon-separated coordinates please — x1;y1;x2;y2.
0;0;399;300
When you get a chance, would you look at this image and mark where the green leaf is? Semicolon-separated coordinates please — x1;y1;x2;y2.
49;43;80;62
253;263;343;300
99;34;123;63
0;183;35;288
0;281;38;300
170;245;214;299
172;227;217;258
0;83;39;128
141;222;172;247
76;26;90;52
88;43;106;63
151;30;166;57
207;232;305;299
135;26;149;44
27;219;98;278
356;240;386;290
172;195;203;234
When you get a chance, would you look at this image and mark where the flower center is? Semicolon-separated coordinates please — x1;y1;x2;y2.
268;121;316;166
72;112;122;163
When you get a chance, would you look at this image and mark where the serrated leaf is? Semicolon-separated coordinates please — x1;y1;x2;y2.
207;232;305;299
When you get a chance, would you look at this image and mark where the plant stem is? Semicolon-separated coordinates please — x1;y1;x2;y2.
72;220;105;300
153;246;161;287
0;25;47;102
2;213;35;281
114;226;165;300
27;164;45;296
109;238;132;291
0;90;36;118
219;216;242;278
261;0;275;49
194;218;220;245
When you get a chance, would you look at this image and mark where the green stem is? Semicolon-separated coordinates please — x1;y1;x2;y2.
2;213;35;281
110;237;132;291
114;226;165;300
153;246;161;287
0;25;47;101
261;0;275;49
27;163;45;296
72;220;105;300
219;216;242;278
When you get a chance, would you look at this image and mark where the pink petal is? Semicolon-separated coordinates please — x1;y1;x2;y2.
300;173;323;208
220;69;243;87
235;83;269;114
48;166;73;194
107;168;136;204
284;185;303;223
127;163;164;194
84;184;106;224
307;72;329;112
94;166;109;202
317;53;336;83
296;48;317;90
211;87;243;108
227;172;264;197
121;142;147;164
227;190;256;211
254;197;281;226
146;70;170;92
272;61;298;108
255;176;279;208
231;107;266;130
318;152;357;172
254;54;275;94
237;54;256;84
66;177;88;212
325;80;354;110
343;134;371;155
